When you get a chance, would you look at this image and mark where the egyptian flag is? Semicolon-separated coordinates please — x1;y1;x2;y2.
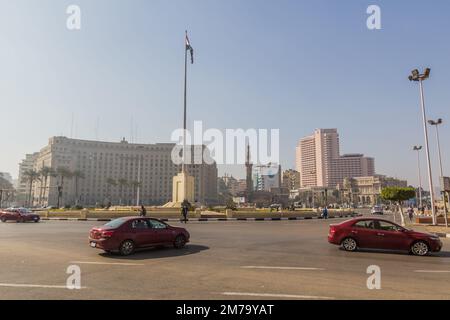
185;32;194;64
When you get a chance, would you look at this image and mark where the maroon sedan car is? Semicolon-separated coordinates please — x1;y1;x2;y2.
328;217;442;256
89;217;190;255
0;208;40;223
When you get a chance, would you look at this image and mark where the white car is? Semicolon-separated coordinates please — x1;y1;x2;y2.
371;205;384;215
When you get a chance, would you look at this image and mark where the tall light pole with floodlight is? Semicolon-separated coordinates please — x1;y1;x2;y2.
408;68;437;225
428;118;448;227
413;145;423;209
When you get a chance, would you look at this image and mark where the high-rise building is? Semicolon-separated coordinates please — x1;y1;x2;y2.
0;172;13;184
254;164;281;192
296;129;375;188
26;137;217;206
17;153;39;204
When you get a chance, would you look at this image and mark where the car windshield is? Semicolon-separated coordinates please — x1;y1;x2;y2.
104;218;127;229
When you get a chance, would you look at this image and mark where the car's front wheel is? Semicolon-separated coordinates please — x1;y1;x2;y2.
341;237;358;252
174;235;186;249
0;217;6;223
119;240;135;256
411;241;429;256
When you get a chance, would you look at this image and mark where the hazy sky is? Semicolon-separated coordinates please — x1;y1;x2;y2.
1;0;449;189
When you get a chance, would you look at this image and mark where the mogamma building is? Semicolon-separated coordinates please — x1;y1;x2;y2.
29;137;218;206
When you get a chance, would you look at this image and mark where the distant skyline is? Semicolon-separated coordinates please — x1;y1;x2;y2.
1;0;450;189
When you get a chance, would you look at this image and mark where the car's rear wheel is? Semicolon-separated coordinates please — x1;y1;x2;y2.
174;235;186;249
411;241;429;256
0;217;6;223
341;237;358;252
34;218;40;223
119;240;135;256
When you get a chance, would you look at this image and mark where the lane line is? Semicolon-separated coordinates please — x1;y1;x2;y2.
414;270;450;273
0;283;87;289
241;266;325;271
70;261;144;266
220;292;334;300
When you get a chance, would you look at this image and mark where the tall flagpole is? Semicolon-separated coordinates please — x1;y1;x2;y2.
182;31;188;176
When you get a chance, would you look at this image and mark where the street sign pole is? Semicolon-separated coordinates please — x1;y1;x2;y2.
441;177;450;227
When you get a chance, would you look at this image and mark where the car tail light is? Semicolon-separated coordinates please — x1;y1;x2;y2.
101;230;115;238
329;226;336;235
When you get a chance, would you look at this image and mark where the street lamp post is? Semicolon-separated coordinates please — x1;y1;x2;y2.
136;154;142;206
135;146;145;206
428;118;448;227
413;145;423;209
409;68;437;225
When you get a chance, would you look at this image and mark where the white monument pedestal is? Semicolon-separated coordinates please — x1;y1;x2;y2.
163;172;195;208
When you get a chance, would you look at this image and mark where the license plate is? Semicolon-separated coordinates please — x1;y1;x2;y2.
90;242;96;248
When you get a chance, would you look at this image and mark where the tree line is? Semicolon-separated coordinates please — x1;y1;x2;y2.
21;167;141;208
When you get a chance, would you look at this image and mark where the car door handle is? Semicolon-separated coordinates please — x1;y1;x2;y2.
351;230;358;234
377;233;385;236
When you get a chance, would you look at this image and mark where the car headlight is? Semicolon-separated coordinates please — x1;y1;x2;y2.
429;236;440;241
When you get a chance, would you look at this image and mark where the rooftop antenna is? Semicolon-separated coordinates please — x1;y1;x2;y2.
70;113;74;138
95;117;99;140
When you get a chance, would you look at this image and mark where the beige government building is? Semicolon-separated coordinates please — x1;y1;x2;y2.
22;137;218;207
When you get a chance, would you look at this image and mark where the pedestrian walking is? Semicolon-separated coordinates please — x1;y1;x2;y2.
139;205;147;217
322;206;328;219
181;200;189;223
407;207;414;222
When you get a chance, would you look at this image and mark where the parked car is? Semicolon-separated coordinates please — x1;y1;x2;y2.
88;217;190;256
371;205;384;215
328;217;442;256
0;208;40;223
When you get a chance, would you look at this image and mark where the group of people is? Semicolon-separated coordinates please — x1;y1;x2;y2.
138;203;190;223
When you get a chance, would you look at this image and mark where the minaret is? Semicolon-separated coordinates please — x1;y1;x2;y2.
245;144;253;196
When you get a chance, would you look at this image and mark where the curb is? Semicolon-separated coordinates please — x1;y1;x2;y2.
433;232;450;239
40;214;360;223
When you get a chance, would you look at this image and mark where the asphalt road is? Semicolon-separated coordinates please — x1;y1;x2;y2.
0;213;449;300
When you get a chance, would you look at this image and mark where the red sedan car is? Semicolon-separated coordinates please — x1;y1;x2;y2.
328;217;442;256
89;217;190;255
0;208;40;223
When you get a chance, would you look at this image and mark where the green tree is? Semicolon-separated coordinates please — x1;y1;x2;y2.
72;170;85;205
117;178;128;205
106;178;117;204
56;167;73;207
381;187;416;226
225;198;237;211
38;166;55;206
22;169;41;207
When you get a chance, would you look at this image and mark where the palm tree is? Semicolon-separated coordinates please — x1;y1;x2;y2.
56;167;73;207
38;166;55;206
22;169;41;207
117;178;128;205
72;170;85;205
106;178;117;205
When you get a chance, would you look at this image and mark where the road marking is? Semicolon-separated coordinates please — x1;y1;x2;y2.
220;292;334;300
241;266;325;271
0;283;87;289
414;270;450;273
70;261;144;266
